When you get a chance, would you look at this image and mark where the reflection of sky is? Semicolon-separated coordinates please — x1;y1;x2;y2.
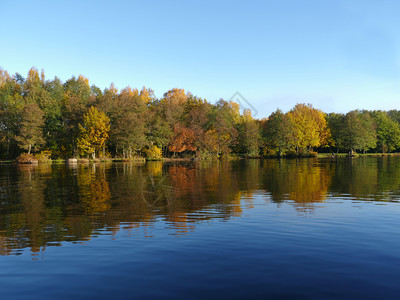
2;0;400;118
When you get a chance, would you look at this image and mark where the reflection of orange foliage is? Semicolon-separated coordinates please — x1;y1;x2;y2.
168;166;196;197
166;212;194;234
169;123;197;153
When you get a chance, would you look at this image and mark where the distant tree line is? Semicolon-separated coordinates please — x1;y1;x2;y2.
1;67;400;160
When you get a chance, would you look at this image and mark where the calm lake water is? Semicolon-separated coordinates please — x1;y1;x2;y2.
1;158;400;299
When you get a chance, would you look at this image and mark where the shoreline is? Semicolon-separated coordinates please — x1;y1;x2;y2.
2;153;400;165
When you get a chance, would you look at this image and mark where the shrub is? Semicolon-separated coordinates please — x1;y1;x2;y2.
35;150;52;163
15;153;37;164
143;145;162;160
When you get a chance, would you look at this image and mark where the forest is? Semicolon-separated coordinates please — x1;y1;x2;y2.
1;67;400;160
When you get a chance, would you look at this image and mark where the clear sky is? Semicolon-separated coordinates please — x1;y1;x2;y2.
1;0;400;118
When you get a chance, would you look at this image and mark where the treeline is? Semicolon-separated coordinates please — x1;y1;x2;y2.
1;67;400;160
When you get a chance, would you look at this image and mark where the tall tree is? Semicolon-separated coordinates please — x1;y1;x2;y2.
62;75;91;156
0;70;24;158
15;103;45;154
263;109;295;156
326;113;345;153
342;111;377;153
96;83;118;116
147;101;173;153
237;109;261;157
208;100;240;157
42;76;65;156
77;106;110;159
185;98;211;154
110;87;149;158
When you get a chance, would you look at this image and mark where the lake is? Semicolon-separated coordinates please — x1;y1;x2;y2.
1;158;400;299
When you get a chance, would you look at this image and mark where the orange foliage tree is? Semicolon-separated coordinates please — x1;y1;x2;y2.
168;123;197;154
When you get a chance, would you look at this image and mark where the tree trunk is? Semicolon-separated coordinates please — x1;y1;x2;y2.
28;144;32;155
6;138;9;159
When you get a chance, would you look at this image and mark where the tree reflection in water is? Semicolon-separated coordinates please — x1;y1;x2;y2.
1;157;400;256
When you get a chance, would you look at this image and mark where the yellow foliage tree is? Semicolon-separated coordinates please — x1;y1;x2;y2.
287;103;331;152
77;106;110;159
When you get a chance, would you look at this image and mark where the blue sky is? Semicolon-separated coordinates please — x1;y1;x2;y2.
1;0;400;118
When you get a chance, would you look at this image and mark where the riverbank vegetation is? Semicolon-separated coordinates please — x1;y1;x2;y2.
1;67;400;161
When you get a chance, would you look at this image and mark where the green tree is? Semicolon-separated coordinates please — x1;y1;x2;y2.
62;75;92;156
15;103;45;154
326;113;345;153
263;109;295;156
342;111;377;153
110;87;149;158
42;76;65;157
96;83;118;116
371;111;400;153
237;109;261;157
147;102;173;153
0;70;24;158
77;106;110;159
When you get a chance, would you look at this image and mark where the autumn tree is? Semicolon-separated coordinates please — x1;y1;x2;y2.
183;97;211;155
287;103;331;153
159;88;188;126
168;123;197;155
154;88;190;155
77;106;110;159
15;103;45;154
23;68;45;105
207;100;240;157
202;130;219;156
